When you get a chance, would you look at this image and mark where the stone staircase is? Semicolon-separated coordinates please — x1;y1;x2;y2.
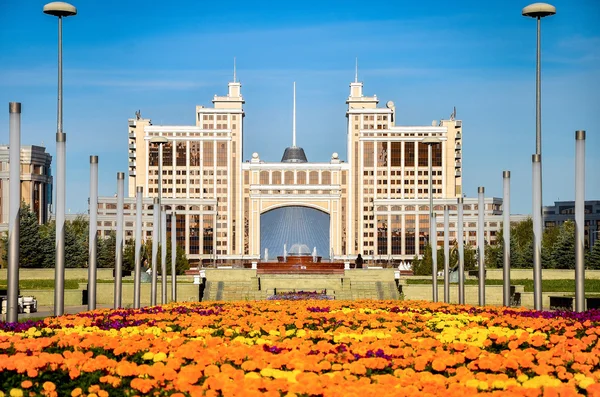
201;269;400;301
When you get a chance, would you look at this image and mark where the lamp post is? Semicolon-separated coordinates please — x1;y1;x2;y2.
522;2;555;311
7;102;21;323
43;1;77;317
150;136;168;303
423;137;441;302
88;156;98;311
574;131;586;312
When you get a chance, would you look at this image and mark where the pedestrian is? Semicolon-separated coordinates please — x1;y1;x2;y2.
355;254;364;269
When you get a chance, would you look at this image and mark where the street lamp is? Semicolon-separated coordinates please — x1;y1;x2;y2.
522;2;555;311
422;137;441;302
150;136;168;304
43;1;77;317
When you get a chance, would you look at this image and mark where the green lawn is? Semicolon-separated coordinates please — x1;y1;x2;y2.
0;279;80;290
0;278;194;290
406;278;600;293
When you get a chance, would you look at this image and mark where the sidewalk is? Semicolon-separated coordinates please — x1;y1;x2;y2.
1;304;113;322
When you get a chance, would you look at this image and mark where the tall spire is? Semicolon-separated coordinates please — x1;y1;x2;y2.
292;81;296;147
233;57;237;83
355;57;358;83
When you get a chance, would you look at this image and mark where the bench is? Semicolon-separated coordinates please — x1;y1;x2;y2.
549;296;600;311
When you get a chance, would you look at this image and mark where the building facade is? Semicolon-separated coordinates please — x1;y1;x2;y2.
543;200;600;250
0;145;53;229
99;77;504;265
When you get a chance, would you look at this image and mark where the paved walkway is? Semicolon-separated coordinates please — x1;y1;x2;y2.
1;304;113;322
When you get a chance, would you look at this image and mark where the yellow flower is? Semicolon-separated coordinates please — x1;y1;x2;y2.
517;374;529;383
245;372;261;379
578;377;595;389
9;389;23;397
142;352;155;360
153;352;167;362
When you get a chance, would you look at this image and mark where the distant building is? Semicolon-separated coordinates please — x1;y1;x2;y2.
543;200;600;250
96;76;507;266
0;145;53;230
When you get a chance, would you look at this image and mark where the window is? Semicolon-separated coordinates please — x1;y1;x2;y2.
297;171;306;184
418;142;429;167
377;142;387;167
404;142;415;167
203;141;213;167
216;143;227;167
260;171;269;184
176;142;186;166
190;142;200;166
363;142;374;167
391;142;401;167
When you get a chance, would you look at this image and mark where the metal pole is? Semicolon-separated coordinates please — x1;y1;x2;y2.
478;187;485;306
443;205;449;303
54;16;66;317
536;17;541;156
532;154;542;310
151;197;159;305
457;197;465;304
502;171;511;307
161;208;167;304
171;211;177;302
88;155;98;311
428;143;437;302
7;102;21;323
574;131;586;312
214;198;218;267
133;186;143;309
114;172;124;309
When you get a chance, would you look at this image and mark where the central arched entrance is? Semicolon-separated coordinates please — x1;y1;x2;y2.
260;206;330;260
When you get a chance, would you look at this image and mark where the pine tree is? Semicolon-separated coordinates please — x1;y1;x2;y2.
587;238;600;270
98;231;116;268
17;203;43;268
412;243;433;276
550;221;575;269
38;221;56;268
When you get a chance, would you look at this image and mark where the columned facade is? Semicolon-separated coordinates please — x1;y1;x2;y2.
0;145;53;229
97;77;501;266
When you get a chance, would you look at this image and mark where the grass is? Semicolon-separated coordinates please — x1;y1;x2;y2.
406;278;600;293
0;279;80;290
0;278;194;291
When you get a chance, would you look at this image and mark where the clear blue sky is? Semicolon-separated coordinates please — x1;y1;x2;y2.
1;0;598;215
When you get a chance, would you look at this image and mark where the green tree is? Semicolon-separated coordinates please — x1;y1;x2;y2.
38;220;56;268
588;237;600;270
463;243;477;271
511;218;533;268
550;221;575;269
123;238;188;275
412;243;432;276
0;203;43;268
98;231;116;268
542;225;560;267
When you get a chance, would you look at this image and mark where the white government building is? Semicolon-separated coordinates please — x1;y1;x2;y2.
95;75;504;267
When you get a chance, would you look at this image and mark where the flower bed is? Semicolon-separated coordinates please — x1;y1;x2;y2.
0;301;600;396
267;291;334;301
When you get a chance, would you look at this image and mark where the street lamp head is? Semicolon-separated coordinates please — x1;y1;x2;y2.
150;136;169;145
43;2;77;17
522;3;556;18
422;137;441;145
